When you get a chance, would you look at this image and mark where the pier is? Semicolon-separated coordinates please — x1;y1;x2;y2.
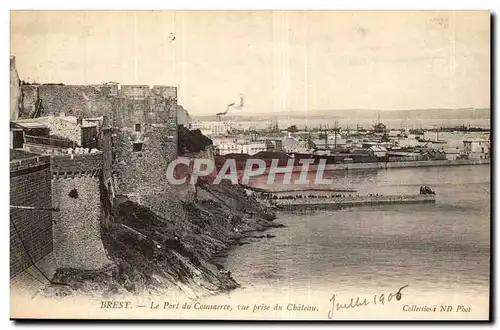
272;194;436;211
243;185;436;211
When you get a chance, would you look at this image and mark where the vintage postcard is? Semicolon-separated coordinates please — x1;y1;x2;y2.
9;10;490;320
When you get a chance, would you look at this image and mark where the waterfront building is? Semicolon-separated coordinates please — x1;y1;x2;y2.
388;129;403;137
265;139;283;152
396;137;420;148
387;151;423;162
361;141;392;149
190;120;230;137
213;137;267;155
296;139;311;153
420;149;447;161
369;146;388;158
423;131;444;142
282;133;299;153
463;138;490;160
312;133;346;150
444;148;462;161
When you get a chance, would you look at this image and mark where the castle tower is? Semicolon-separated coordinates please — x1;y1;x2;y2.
111;85;181;218
50;152;111;269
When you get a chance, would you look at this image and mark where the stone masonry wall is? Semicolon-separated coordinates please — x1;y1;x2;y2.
43;116;82;144
50;153;103;174
112;93;178;198
18;82;180;231
99;116;113;185
10;156;53;278
20;85;114;119
51;174;111;269
19;84;38;118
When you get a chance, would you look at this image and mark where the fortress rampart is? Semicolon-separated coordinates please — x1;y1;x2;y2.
14;82;180;273
50;153;111;269
10;154;53;278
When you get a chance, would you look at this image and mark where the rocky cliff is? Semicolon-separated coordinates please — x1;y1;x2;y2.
177;125;213;155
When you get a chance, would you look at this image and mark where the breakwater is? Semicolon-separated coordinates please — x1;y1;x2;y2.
241;185;356;194
236;158;490;176
319;158;490;171
273;194;436;211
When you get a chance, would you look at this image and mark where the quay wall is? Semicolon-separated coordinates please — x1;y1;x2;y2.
274;194;436;211
236;158;490;176
322;158;490;171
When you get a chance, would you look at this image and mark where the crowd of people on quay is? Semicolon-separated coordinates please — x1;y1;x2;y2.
251;192;356;200
419;186;436;195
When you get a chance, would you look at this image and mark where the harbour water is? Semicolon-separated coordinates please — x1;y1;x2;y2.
221;165;490;318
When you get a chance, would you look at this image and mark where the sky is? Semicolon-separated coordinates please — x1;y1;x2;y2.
10;11;490;115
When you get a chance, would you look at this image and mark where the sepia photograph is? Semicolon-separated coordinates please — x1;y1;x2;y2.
9;9;491;320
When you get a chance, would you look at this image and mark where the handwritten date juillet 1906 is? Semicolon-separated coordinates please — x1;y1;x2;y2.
328;285;409;319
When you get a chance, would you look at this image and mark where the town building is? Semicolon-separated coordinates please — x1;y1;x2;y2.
444;148;462;161
462;138;490;160
12;114;100;150
212;137;267;155
396;137;420;148
387;151;423;162
312;133;346;151
420;149;446;161
369;146;388;158
388;129;403;137
282;133;300;153
190;121;230;137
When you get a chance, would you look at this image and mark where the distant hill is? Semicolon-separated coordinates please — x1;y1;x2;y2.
308;108;491;120
192;108;490;121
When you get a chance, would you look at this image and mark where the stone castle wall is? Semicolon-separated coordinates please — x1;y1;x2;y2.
20;84;114;119
18;82;179;197
111;89;178;198
51;155;111;269
10;155;53;278
50;152;102;174
16;82;181;269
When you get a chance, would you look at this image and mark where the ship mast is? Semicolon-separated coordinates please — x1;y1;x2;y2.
334;120;338;149
324;125;328;150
